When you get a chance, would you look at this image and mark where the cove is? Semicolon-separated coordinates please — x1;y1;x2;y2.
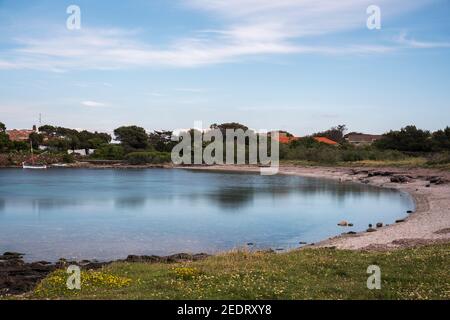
0;168;414;261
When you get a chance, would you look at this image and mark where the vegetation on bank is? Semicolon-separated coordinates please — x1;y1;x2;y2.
1;120;449;168
30;244;449;300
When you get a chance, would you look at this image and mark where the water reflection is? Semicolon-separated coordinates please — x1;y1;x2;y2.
0;168;414;261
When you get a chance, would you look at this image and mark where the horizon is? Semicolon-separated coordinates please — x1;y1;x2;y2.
1;1;450;136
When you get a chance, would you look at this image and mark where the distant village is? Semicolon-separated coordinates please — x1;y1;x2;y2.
5;124;383;157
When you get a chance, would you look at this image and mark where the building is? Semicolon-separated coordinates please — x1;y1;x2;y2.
6;127;36;142
345;133;382;146
68;149;96;156
277;132;338;145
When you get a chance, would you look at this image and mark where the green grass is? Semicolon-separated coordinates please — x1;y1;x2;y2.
29;244;450;300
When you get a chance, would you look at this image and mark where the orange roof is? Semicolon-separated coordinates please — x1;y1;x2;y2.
314;136;338;145
277;133;300;144
6;129;34;142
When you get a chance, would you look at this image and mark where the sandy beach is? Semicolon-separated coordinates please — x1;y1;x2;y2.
183;165;450;251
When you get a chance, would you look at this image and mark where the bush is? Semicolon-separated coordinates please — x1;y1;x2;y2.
426;152;450;165
92;144;125;160
125;151;171;165
62;153;75;163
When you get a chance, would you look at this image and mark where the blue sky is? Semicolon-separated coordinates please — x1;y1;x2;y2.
0;0;449;135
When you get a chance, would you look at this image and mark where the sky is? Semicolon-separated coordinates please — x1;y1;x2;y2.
0;0;449;136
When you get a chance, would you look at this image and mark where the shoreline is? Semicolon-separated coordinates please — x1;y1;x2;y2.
2;163;449;251
183;164;450;250
1;163;449;296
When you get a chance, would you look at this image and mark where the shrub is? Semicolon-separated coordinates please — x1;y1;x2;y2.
92;144;125;160
62;153;75;163
125;151;171;165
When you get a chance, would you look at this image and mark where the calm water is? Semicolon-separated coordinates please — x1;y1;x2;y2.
0;168;413;261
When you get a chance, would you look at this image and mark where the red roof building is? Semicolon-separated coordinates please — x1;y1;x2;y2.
277;132;338;145
6;129;35;142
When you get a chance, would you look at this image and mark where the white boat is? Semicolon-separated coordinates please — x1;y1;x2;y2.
22;140;47;169
22;163;47;169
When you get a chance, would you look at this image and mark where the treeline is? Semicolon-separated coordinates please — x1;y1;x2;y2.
281;125;450;165
1;120;449;166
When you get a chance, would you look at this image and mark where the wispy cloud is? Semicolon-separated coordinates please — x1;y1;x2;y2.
0;0;443;71
395;31;450;49
81;100;108;107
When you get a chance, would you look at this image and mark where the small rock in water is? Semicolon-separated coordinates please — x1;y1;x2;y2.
298;241;307;245
407;210;413;213
366;228;377;232
246;242;254;246
395;218;406;223
376;222;383;228
275;248;284;251
348;223;354;227
368;223;373;228
347;231;357;235
337;220;348;226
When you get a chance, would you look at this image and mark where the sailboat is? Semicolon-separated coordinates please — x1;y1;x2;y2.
22;140;47;169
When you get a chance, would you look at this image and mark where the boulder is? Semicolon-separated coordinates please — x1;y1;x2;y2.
390;176;409;183
376;222;383;228
366;228;377;232
337;220;348;227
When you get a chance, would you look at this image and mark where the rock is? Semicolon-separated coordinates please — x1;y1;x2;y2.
428;176;445;185
425;184;431;187
390;176;409;183
366;228;377;232
348;223;354;227
337;220;348;226
298;241;307;245
246;242;254;246
347;231;357;235
395;218;406;223
376;222;383;228
368;223;373;228
407;210;413;213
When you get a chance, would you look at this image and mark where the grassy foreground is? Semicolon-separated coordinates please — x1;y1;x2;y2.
31;244;449;300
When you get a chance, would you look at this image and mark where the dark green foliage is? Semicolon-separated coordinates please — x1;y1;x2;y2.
91;144;125;160
148;130;177;152
431;127;450;151
62;153;75;163
374;125;432;152
125;151;171;165
114;126;149;151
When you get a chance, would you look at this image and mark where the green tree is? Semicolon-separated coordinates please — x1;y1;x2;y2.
431;127;450;151
374;125;432;152
29;132;44;149
148;130;176;152
0;122;6;133
114;126;149;151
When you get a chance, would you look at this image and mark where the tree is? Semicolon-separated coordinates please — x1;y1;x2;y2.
0;122;10;152
148;130;176;152
313;125;347;143
431;127;450;151
114;126;149;151
374;125;432;152
29;132;44;149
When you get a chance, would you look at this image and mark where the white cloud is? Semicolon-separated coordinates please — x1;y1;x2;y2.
0;0;442;70
396;31;450;49
81;100;108;107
